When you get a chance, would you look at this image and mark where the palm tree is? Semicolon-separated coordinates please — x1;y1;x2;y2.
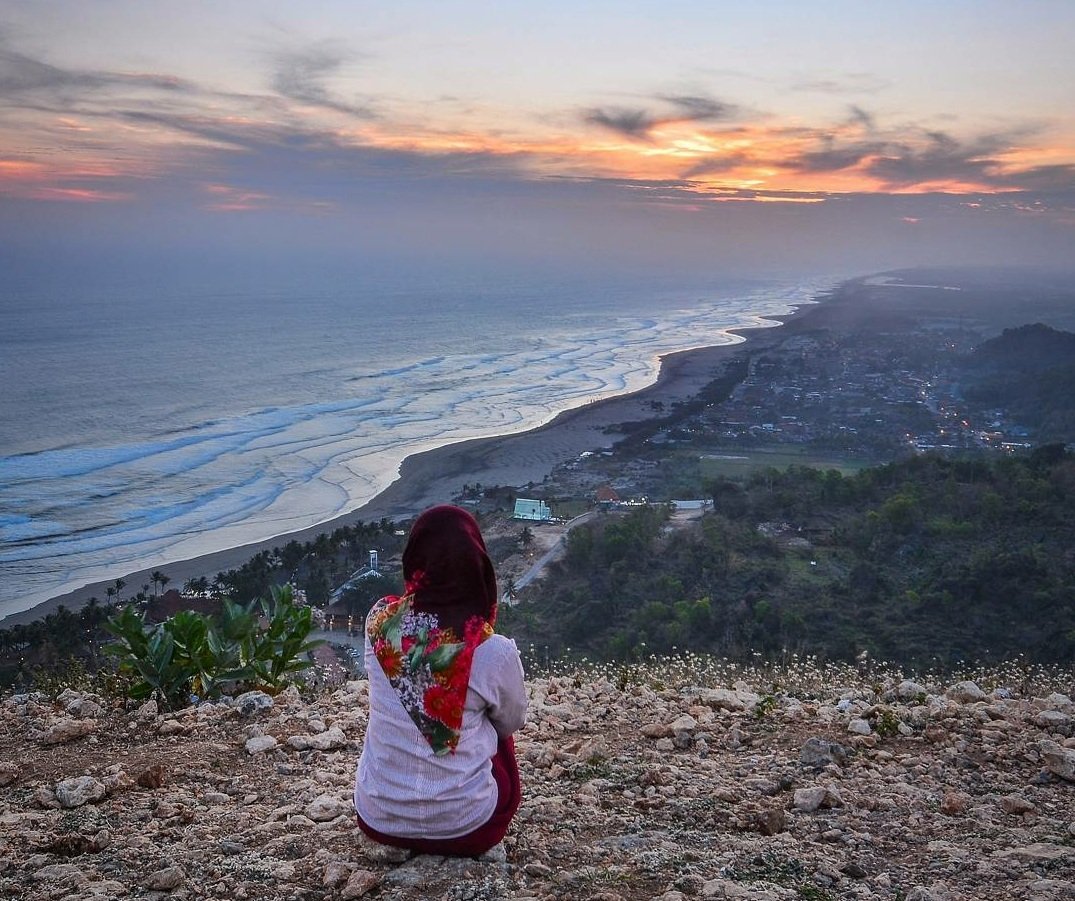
81;596;102;627
150;571;170;597
113;578;126;601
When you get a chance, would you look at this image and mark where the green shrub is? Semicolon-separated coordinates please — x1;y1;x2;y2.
244;585;324;691
105;585;323;710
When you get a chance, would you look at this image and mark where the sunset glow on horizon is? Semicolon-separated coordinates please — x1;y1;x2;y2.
2;1;1073;276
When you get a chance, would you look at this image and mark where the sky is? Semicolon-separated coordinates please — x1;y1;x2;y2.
1;0;1074;282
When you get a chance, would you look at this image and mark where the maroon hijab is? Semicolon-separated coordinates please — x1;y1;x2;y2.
403;504;498;638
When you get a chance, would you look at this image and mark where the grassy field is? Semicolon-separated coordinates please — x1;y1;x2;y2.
698;446;876;478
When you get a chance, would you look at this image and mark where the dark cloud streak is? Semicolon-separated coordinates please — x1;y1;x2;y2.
583;106;660;139
847;105;875;131
659;94;736;121
268;43;375;118
793;142;884;173
584;91;737;140
777;125;1072;194
865;130;1013;188
681;153;750;179
0;41;200;105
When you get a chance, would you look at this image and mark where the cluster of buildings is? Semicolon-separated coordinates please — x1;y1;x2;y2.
652;326;1035;461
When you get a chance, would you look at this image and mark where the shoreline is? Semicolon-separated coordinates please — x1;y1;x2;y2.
3;281;845;626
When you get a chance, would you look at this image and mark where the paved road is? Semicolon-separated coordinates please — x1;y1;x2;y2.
513;511;598;593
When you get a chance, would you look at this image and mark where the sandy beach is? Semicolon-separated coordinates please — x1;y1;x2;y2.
3;285;839;626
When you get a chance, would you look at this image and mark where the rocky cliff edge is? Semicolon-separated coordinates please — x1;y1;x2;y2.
2;658;1075;901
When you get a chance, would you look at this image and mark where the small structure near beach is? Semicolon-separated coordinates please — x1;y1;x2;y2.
513;498;552;521
670;499;712;512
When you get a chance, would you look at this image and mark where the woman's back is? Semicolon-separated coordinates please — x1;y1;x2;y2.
355;624;525;839
351;505;528;855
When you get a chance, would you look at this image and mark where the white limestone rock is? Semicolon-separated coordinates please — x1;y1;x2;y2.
1040;739;1075;781
42;718;96;745
305;794;352;822
793;785;843;813
245;735;279;754
54;776;107;809
946;681;987;703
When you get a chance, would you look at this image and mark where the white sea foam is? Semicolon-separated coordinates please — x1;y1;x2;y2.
0;278;831;617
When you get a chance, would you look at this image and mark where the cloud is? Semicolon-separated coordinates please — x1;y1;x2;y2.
0;44;98;94
268;43;374;118
109;107;540;215
583;106;660;140
0;40;197;109
0;35;369;130
847;105;876;132
792;142;884;173
584;92;737;140
778;123;1070;194
993;164;1075;192
791;73;889;95
680;153;751;179
864;130;1014;188
659;94;736;122
202;183;273;212
120;110;284;151
553;174;832;208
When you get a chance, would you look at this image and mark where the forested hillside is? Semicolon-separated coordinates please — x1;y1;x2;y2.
961;323;1075;441
503;446;1075;666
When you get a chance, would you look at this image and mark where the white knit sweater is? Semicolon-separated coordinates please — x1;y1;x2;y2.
353;629;528;839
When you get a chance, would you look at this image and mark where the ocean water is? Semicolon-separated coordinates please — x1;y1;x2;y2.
0;273;829;618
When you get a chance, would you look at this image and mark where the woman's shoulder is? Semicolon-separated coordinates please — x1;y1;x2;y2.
474;633;519;662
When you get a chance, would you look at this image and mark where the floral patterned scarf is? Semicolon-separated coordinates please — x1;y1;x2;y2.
368;505;498;756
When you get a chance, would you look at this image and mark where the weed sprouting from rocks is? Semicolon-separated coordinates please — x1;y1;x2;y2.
521;648;1074;700
872;706;903;738
724;852;836;900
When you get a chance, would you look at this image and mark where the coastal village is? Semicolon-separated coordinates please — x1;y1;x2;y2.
299;314;1026;640
538;314;1047;510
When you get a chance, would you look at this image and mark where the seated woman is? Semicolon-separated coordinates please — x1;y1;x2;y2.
353;505;527;857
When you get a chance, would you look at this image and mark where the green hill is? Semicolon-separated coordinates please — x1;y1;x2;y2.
503;447;1075;667
960;324;1075;441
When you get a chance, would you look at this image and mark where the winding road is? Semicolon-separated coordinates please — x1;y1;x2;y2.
512;511;598;594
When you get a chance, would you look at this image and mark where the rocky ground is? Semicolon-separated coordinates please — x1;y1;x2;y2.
2;658;1075;901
